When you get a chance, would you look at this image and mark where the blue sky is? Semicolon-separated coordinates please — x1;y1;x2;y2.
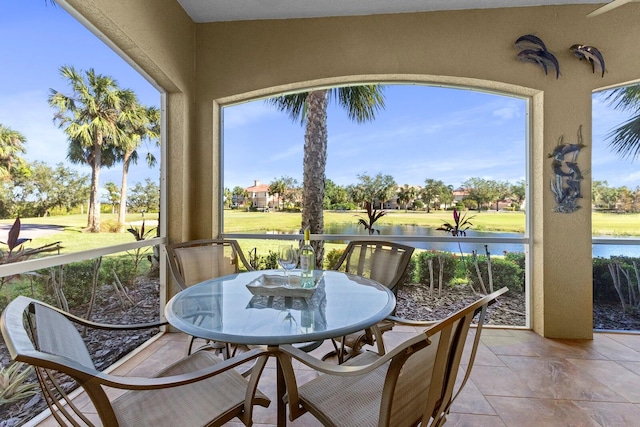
2;1;639;196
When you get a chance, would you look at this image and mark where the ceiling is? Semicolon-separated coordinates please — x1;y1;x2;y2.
176;0;606;23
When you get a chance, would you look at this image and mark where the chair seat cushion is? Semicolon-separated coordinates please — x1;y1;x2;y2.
113;351;268;427
297;351;388;427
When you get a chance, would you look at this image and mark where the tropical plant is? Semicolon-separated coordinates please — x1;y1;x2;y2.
269;176;297;210
49;65;138;232
397;184;416;211
356;201;387;235
437;208;474;237
231;186;249;207
0;218;61;265
606;84;640;159
0;362;38;406
127;218;157;280
0;217;61;297
0;124;27;181
266;85;386;267
437;208;476;289
115;105;160;232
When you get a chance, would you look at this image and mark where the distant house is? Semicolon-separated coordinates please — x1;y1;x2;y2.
452;188;469;203
245;180;275;209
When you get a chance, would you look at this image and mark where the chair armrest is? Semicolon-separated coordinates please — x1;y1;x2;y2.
60;310;168;331
385;315;438;327
279;336;423;377
105;347;271;390
20;347;269;391
26;297;168;331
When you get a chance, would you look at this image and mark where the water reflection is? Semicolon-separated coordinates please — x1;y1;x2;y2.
269;223;640;258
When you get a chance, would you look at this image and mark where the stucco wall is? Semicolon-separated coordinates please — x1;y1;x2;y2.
64;0;640;338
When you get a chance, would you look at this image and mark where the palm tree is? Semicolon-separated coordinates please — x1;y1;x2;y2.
49;66;137;232
397;184;416;211
606;84;640;159
0;124;27;180
115;105;160;232
269;178;287;211
267;86;385;266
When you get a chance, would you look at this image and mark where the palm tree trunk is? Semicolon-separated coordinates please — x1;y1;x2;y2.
302;90;328;267
87;137;102;233
117;151;132;233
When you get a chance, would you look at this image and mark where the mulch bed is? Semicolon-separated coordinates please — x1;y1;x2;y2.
2;278;640;426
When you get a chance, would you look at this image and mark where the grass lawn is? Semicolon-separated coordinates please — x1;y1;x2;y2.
0;213;151;254
4;210;640;257
223;209;528;233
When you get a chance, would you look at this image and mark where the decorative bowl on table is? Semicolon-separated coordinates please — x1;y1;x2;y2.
245;272;323;298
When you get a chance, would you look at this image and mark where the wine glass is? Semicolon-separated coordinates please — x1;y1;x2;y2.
277;244;298;285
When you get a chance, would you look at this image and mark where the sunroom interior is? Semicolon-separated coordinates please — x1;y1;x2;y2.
52;0;640;341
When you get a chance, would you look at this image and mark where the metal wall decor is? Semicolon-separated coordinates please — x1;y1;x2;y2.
515;34;560;79
569;44;606;77
549;125;586;213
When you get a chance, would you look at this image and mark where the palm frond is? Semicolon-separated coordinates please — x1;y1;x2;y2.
606;112;640;160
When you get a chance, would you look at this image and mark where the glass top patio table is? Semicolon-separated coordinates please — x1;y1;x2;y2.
165;269;396;346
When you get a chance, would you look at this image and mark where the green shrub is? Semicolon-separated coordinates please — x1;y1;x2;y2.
415;251;458;285
467;255;523;293
504;251;525;291
324;248;344;269
403;256;417;284
100;219;119;233
592;256;640;303
33;256;141;308
331;202;357;211
255;250;278;270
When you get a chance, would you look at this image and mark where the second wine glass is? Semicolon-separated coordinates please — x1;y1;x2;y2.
277;244;298;285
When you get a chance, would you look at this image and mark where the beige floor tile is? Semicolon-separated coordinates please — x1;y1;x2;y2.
450;371;497;415
28;330;640;427
469;364;538;397
590;333;640;361
445;412;508;426
617;360;640;376
573;401;640;427
568;358;640;403
501;355;627;401
481;334;542;357
486;396;602;427
604;332;640;352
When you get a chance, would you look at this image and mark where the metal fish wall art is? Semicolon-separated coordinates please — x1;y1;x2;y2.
570;44;606;77
515;34;560;79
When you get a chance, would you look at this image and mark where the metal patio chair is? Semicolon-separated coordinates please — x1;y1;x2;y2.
0;296;270;427
278;287;508;427
166;238;253;355
326;240;415;363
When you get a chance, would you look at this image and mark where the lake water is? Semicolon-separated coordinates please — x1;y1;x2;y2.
320;223;640;259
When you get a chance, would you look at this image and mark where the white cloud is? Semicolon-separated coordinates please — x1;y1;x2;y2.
223;101;282;129
492;100;522;121
265;144;302;162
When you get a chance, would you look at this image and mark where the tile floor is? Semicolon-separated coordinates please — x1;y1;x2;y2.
31;326;640;427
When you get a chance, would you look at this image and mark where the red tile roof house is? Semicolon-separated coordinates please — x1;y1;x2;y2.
245;180;275;210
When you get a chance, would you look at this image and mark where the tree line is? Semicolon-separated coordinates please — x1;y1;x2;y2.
0;66;159;228
227;173;526;212
592;180;640;212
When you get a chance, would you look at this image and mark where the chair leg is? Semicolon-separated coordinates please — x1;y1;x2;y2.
187;335;197;355
321;338;344;364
